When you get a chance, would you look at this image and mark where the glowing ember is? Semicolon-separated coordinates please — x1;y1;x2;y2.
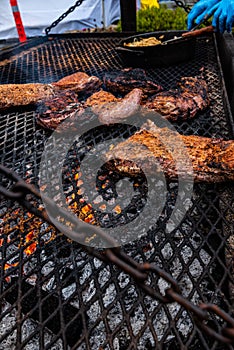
77;189;84;195
0;167;106;282
24;230;37;255
84;214;96;223
113;205;122;214
99;204;107;211
1;207;57;268
4;262;18;270
3;262;19;283
24;242;37;256
25;230;35;243
81;204;93;215
70;201;78;209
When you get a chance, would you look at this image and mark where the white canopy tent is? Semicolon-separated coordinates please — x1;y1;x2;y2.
0;0;140;40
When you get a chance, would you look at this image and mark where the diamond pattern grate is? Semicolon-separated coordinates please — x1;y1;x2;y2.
0;33;233;349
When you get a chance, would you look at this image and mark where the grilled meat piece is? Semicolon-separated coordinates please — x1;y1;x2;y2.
36;90;84;130
85;90;119;106
36;88;143;130
36;90;118;130
94;88;143;124
0;83;55;110
52;72;102;93
145;76;209;121
103;68;163;96
0;72;102;110
106;120;234;183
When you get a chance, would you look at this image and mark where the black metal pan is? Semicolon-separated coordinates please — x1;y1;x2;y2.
116;26;214;67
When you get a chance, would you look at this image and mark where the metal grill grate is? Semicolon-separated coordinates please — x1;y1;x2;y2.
0;33;233;349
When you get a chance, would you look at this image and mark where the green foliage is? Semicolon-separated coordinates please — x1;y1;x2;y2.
116;5;188;32
138;5;187;31
116;19;122;32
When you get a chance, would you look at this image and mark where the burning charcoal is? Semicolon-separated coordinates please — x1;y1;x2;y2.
62;283;76;300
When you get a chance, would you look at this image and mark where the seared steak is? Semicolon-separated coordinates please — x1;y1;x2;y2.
36;89;118;130
52;72;102;93
105;120;234;183
144;76;209;121
36;89;143;130
0;72;102;110
36;90;84;130
103;68;163;95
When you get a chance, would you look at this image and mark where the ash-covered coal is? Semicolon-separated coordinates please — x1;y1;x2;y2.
0;302;63;350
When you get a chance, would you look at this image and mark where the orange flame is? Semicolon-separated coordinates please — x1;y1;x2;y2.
24;230;37;256
114;205;122;214
4;262;19;282
24;242;37;256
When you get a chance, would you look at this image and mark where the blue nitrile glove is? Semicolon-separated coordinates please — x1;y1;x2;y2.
187;0;220;30
212;0;234;33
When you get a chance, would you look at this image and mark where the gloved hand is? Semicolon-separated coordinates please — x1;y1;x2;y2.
212;0;234;33
187;0;220;30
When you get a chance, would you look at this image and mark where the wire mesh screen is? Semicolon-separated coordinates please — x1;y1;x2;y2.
0;33;233;349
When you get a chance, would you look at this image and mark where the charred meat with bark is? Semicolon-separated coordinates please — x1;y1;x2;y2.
36;90;84;130
85;90;119;106
145;76;209;121
0;84;55;110
36;89;143;130
106;120;234;183
36;90;118;130
103;68;163;96
52;72;102;93
0;72;102;110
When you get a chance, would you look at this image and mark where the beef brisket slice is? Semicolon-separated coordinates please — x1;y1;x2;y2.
0;72;102;110
0;83;55;110
106;120;234;183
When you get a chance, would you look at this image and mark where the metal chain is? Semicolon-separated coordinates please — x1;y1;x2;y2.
45;0;209;36
1;164;234;345
44;0;189;35
173;0;191;13
45;0;86;35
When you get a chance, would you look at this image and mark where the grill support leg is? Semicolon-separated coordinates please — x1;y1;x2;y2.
120;0;137;32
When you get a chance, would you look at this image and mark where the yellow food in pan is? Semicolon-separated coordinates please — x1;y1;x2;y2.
124;37;162;47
